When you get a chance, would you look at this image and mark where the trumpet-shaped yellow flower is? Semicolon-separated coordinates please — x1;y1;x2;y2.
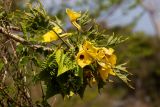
98;54;117;69
98;66;115;81
42;26;62;42
97;48;116;79
66;8;82;31
76;49;93;68
66;8;81;21
42;26;72;42
96;47;115;60
83;41;98;58
42;31;58;42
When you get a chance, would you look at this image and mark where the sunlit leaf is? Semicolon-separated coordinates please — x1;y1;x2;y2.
55;49;76;76
114;69;134;89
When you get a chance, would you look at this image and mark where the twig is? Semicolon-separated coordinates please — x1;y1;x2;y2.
1;56;8;85
0;26;54;52
7;26;21;31
52;29;70;49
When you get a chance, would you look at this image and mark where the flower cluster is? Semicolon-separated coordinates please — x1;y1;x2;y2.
35;7;132;99
76;41;116;82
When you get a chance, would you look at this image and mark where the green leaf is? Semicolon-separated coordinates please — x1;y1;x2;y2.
74;66;83;84
31;57;40;67
114;69;134;89
0;60;4;71
55;49;76;76
19;56;30;65
114;63;131;73
45;78;60;99
55;49;68;76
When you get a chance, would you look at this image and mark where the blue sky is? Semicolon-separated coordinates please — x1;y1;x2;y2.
41;0;157;35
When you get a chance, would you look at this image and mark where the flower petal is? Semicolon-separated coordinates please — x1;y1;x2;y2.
42;31;58;42
83;41;98;58
98;67;109;81
103;47;114;55
66;8;81;22
108;54;117;65
98;67;115;82
96;48;106;60
53;26;62;33
76;49;93;68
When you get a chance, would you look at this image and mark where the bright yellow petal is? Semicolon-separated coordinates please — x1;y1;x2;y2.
101;47;114;55
76;49;93;68
53;26;62;33
42;31;58;42
42;26;72;42
98;67;109;81
97;47;117;68
97;56;110;69
108;54;117;65
66;8;81;22
96;48;106;60
83;41;98;58
97;55;116;69
98;67;115;82
109;69;115;76
42;26;63;42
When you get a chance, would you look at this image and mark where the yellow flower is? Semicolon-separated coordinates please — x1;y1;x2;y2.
82;41;116;66
108;54;117;65
98;54;117;68
98;66;115;82
96;47;116;66
42;26;62;42
42;31;58;42
96;47;114;60
76;49;93;68
96;48;106;60
103;47;114;55
66;8;81;31
83;41;98;58
97;53;116;82
66;8;81;21
42;26;72;42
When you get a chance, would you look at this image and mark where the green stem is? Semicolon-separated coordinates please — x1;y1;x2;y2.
52;29;70;49
53;21;67;33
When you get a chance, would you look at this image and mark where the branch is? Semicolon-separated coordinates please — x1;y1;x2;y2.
0;26;54;52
